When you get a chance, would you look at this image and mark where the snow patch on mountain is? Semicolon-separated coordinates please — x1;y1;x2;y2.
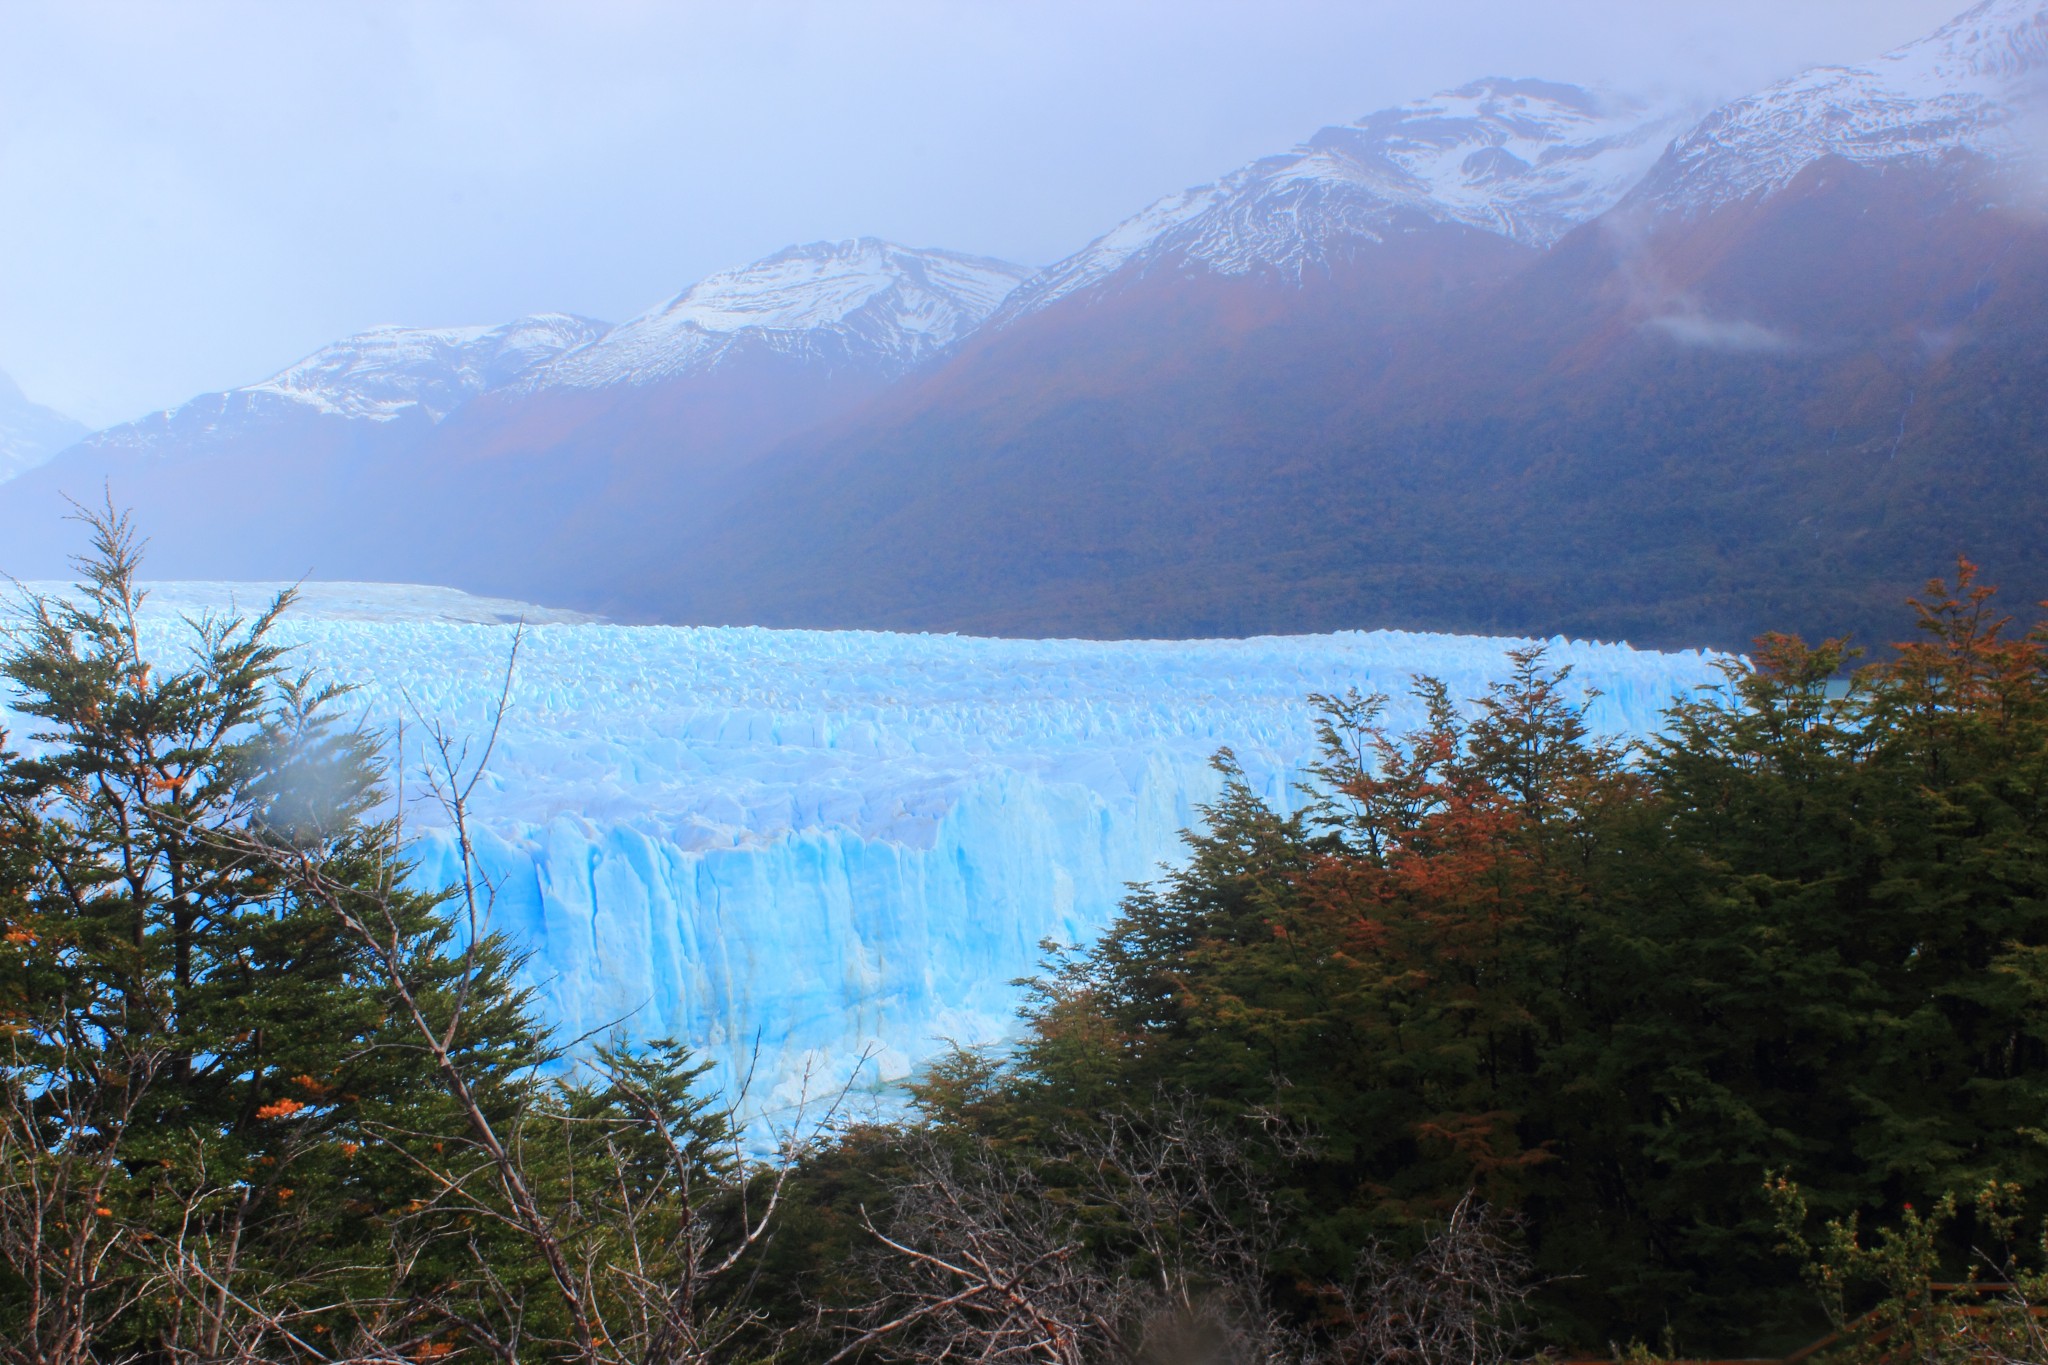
80;314;610;457
232;313;610;422
0;371;89;482
530;240;1032;388
1634;0;2048;214
1003;79;1681;318
42;240;1033;469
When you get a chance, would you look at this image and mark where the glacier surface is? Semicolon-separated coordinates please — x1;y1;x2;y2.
21;586;1728;1115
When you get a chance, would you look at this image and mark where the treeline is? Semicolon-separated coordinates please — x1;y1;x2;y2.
2;514;2046;1363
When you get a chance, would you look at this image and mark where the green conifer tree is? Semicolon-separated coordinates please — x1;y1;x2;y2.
0;505;543;1361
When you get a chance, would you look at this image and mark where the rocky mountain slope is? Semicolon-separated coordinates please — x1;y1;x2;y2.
1633;0;2046;216
71;314;608;456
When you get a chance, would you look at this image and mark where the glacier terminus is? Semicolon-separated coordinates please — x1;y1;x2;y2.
39;587;1730;1118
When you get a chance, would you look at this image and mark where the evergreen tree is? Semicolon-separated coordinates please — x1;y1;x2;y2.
948;573;2048;1355
0;506;542;1360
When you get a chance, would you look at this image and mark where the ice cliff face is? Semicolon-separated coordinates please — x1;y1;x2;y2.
0;371;88;483
526;240;1033;387
62;592;1728;1115
1633;0;2048;215
1001;79;1682;318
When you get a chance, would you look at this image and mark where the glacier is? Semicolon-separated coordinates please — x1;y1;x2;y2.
13;585;1728;1116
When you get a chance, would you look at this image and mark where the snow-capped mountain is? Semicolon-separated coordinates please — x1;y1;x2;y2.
1634;0;2048;215
1001;79;1682;319
0;371;89;482
649;1;2048;654
67;239;1027;460
529;239;1031;388
0;241;1031;589
10;0;2048;647
90;313;609;451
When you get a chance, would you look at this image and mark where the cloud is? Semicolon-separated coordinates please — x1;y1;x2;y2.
1646;309;1798;353
1599;206;1798;355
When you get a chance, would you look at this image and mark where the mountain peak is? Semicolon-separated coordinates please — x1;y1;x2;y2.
529;239;1033;388
1910;0;2048;84
69;312;609;465
1000;80;1681;319
0;370;89;482
1632;0;2048;215
235;313;610;422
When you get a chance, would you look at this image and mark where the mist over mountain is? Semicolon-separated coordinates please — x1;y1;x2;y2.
0;371;86;483
0;241;1030;592
3;0;2043;650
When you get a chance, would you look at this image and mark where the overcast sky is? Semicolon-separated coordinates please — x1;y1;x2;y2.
0;0;1974;427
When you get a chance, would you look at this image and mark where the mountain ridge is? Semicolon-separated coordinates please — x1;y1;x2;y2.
626;0;2048;650
995;77;1681;324
1629;0;2048;216
0;371;88;483
528;239;1031;389
3;0;2044;650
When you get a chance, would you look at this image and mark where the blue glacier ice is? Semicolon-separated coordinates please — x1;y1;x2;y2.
18;586;1729;1114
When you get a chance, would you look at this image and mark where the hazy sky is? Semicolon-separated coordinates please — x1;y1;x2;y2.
0;0;1972;427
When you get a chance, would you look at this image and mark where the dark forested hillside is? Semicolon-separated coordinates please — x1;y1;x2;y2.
648;157;2048;651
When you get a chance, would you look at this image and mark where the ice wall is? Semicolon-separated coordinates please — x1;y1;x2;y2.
31;595;1729;1112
